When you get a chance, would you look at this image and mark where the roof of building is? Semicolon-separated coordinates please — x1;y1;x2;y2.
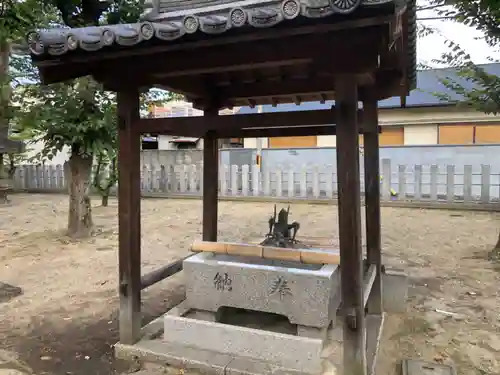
28;0;400;58
151;101;238;118
237;63;500;114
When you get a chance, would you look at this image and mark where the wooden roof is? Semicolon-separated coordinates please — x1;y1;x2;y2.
28;0;416;109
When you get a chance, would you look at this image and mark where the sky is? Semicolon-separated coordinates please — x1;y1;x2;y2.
417;4;500;66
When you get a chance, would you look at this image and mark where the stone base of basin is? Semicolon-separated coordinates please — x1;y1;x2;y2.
115;300;386;375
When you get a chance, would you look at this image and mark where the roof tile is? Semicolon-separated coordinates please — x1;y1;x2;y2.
28;0;395;57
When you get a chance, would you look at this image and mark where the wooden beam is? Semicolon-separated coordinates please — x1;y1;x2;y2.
34;16;394;86
109;27;383;79
95;29;383;94
217;125;335;139
135;108;365;136
362;264;378;308
175;72;377;108
117;88;142;345
363;96;383;315
216;72;379;103
140;255;191;290
202;123;219;242
220;78;337;102
335;76;367;375
216;125;382;139
39;64;94;86
155;59;311;78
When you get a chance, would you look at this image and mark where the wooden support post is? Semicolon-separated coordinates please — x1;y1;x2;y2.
363;97;383;315
335;76;367;375
203;108;219;241
117;89;142;345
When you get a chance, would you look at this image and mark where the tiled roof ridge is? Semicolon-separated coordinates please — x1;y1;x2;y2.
27;0;394;57
144;0;386;19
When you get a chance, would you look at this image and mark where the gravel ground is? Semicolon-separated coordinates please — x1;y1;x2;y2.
0;194;499;375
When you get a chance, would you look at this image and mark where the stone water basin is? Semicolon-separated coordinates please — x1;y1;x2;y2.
184;252;341;328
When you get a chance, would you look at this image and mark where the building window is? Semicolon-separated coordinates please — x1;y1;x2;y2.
268;136;317;148
438;125;474;144
170;137;200;150
141;134;159;150
474;125;500;144
175;142;197;150
379;127;404;146
438;124;500;145
359;127;404;146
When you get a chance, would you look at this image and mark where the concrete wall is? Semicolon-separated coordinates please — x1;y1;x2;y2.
139;145;500;199
23;106;500;163
25;135;203;165
15;159;500;205
33;144;492;174
141;149;203;167
258;144;500;174
23;142;500;176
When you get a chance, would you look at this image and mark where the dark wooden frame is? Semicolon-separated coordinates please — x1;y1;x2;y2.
29;2;414;372
118;80;386;375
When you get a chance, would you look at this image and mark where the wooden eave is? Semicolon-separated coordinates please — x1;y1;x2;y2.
29;0;414;109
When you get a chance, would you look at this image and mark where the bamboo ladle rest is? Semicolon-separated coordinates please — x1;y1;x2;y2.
190;240;340;266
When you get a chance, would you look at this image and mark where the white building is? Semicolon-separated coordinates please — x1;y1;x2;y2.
146;101;205;151
145;101;241;150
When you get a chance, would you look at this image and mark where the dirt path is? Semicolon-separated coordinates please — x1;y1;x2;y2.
0;194;499;375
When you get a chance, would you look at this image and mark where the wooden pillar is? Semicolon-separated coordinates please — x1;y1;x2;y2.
363;96;383;315
117;89;142;345
202;108;219;241
335;76;367;375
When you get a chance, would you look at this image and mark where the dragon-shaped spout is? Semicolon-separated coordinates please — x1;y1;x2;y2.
260;204;305;249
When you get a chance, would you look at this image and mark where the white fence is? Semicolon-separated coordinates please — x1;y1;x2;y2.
10;160;500;204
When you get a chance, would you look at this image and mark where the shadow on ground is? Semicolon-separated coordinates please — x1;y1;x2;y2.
2;286;185;375
0;282;23;303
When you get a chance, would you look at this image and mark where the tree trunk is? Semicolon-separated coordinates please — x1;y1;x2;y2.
0;153;7;204
489;230;500;260
0;40;10;119
494;232;500;249
0;153;4;178
0;41;10;189
7;154;16;179
101;194;109;207
66;150;94;238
